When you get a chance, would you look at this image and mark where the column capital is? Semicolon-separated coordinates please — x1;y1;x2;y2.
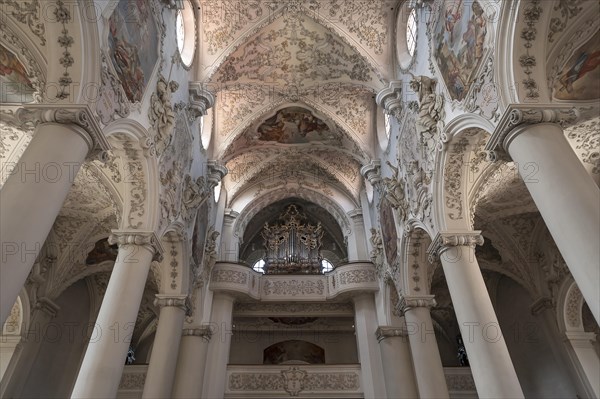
565;331;597;347
376;326;408;342
376;80;403;120
427;231;483;262
15;104;110;155
397;294;437;315
485;104;579;161
347;209;363;220
182;326;213;341
188;82;215;120
530;297;553;316
154;294;188;311
108;231;164;262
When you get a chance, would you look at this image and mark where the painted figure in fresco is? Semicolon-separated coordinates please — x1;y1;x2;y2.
558;50;600;93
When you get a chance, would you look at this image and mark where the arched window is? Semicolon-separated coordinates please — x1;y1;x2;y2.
175;0;196;68
252;259;265;274
406;8;417;57
321;259;334;273
384;111;392;139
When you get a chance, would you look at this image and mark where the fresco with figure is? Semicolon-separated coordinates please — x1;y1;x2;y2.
108;0;159;103
554;30;600;101
380;198;398;267
433;0;488;101
0;44;35;103
254;107;335;144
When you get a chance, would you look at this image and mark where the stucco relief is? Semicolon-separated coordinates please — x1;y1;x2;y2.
338;269;377;285
0;0;46;46
263;279;325;296
212;269;248;285
566;283;584;329
565;117;599;177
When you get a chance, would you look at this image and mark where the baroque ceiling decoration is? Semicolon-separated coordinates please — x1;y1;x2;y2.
209;14;381;90
198;0;392;83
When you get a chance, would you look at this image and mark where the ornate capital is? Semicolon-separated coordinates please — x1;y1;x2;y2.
34;297;60;317
530;297;553;316
376;81;403;120
15;104;110;154
108;231;164;262
360;159;382;188
188;83;216;120
207;160;228;188
376;326;408;342
485;104;579;161
182;326;212;341
347;209;363;221
154;294;188;310
397;295;436;315
427;231;484;262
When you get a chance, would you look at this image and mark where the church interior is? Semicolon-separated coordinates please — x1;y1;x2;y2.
0;0;599;398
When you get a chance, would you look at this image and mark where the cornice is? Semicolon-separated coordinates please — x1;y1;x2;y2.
427;231;484;262
108;231;164;262
15;104;110;154
485;104;579;161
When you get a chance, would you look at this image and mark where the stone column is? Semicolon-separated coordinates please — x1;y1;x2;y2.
171;326;212;398
400;295;449;399
71;232;162;399
141;295;187;399
202;293;234;398
353;294;387;399
429;232;524;399
565;332;600;397
1;106;109;324
486;105;600;323
376;326;419;398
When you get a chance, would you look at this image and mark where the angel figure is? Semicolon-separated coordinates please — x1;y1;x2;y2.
149;76;179;155
369;228;384;273
382;161;408;218
181;175;208;220
409;74;444;136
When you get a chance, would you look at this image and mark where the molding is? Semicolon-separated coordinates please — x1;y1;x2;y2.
33;296;60;318
376;80;404;120
15;104;110;154
397;294;436;315
427;231;484;262
375;326;408;342
108;231;164;262
154;294;187;310
484;104;579;161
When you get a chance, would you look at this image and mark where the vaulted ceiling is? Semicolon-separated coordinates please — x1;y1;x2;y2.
196;0;399;208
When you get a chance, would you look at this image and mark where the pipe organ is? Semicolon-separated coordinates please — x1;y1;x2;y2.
261;205;324;274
